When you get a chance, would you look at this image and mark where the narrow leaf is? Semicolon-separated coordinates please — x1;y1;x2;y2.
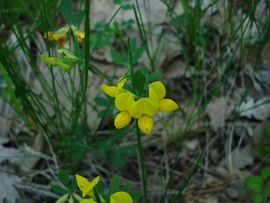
59;0;73;24
109;175;120;196
132;47;144;64
110;49;126;66
51;185;69;195
132;69;146;96
73;10;85;24
58;170;70;189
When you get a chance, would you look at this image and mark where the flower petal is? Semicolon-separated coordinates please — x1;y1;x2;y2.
75;31;85;42
110;191;133;203
149;81;166;100
57;58;74;72
76;175;90;192
130;98;158;118
149;86;159;106
101;84;117;97
82;176;100;197
159;99;179;112
138;115;153;134
115;92;130;111
114;111;132;129
40;55;58;66
80;199;97;203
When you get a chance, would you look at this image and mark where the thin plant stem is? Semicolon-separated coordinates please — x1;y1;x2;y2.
136;120;148;203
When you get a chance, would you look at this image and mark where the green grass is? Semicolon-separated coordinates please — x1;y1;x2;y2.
1;0;270;202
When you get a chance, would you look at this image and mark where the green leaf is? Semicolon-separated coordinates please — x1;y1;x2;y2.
130;39;136;54
94;96;109;107
69;175;78;191
264;122;270;142
109;175;120;196
99;140;112;155
146;72;165;82
252;144;270;162
132;69;146;96
245;175;263;192
51;185;69;195
112;126;131;140
122;4;133;10
97;108;114;118
113;149;126;168
59;0;73;24
253;192;264;203
261;166;270;180
113;0;122;5
119;183;130;192
110;49;126;66
130;192;141;202
263;182;270;197
58;170;70;189
132;47;144;64
73;10;85;24
120;146;136;156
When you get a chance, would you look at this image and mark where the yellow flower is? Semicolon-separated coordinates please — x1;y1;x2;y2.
110;191;133;203
75;31;85;42
44;32;67;48
44;26;70;47
149;81;179;112
101;77;127;97
76;175;100;198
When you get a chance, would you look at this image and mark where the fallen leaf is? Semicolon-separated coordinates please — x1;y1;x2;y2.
238;97;270;120
206;97;235;131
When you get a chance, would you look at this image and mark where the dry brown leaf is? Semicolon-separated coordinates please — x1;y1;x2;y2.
206;97;235;131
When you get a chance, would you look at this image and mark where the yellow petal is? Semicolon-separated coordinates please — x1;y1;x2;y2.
110;191;133;203
76;175;90;192
115;92;131;111
138;115;153;134
114;111;132;129
159;99;179;112
149;81;166;100
117;77;127;88
57;58;74;72
80;199;97;203
52;34;67;47
101;84;117;97
149;86;159;106
40;55;58;66
82;176;100;197
130;98;158;119
75;31;85;42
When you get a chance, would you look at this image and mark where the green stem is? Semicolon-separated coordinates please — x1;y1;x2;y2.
136;120;148;203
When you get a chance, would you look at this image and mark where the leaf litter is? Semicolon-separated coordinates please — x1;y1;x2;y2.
1;0;270;202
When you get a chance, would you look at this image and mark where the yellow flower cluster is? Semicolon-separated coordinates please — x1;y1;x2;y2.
101;77;178;134
76;175;133;203
44;25;85;47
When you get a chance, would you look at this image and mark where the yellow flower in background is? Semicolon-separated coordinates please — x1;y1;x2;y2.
75;31;85;42
110;191;133;203
149;81;179;112
76;175;100;198
101;77;127;97
44;26;69;47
